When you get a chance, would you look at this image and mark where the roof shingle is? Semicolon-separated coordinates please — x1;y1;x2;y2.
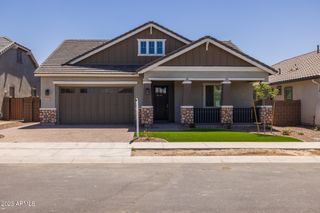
270;51;320;84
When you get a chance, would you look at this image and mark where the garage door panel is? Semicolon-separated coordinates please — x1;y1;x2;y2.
59;87;134;124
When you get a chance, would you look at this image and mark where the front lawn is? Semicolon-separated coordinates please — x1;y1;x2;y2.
137;129;301;142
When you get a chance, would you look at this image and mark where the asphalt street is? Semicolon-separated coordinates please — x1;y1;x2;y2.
0;164;320;213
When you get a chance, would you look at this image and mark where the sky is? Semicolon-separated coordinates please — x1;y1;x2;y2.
1;0;319;65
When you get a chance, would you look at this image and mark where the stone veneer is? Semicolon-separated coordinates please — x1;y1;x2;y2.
140;106;153;127
180;106;194;126
221;106;233;125
39;108;57;124
259;106;273;124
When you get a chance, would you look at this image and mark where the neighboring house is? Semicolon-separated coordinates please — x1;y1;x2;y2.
0;37;39;118
35;21;276;125
270;46;320;126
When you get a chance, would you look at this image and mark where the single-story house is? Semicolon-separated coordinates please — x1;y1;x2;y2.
0;37;39;118
270;46;320;126
35;21;276;125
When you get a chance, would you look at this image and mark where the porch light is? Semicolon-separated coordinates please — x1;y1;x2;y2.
45;89;50;96
145;87;150;95
222;79;231;84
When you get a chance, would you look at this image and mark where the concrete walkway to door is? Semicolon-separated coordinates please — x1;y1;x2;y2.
0;123;134;142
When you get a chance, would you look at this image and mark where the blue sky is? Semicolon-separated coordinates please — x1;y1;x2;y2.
1;0;319;65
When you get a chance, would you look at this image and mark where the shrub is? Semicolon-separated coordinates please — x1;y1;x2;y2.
297;132;304;135
282;129;292;136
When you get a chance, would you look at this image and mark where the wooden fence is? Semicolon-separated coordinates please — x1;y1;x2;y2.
273;100;301;126
2;97;40;122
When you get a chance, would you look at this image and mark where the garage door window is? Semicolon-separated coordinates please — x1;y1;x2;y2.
61;88;75;93
79;88;132;94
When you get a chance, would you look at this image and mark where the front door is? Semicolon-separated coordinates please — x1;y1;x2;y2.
153;86;169;121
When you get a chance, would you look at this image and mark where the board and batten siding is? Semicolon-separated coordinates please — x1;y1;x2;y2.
162;43;253;66
77;28;185;66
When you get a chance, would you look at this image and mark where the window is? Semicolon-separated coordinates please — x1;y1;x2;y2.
204;84;222;107
284;87;293;100
9;87;15;97
60;88;75;94
276;86;282;95
17;49;23;64
138;39;165;56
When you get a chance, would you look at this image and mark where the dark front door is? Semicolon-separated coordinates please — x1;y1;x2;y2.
153;86;169;121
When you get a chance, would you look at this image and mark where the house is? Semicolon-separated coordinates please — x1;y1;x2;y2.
270;46;320;126
35;21;276;125
0;37;39;118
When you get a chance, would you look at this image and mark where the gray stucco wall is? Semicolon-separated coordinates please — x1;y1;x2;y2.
274;80;319;125
0;48;39;117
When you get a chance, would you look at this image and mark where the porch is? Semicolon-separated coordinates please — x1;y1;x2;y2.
139;78;272;126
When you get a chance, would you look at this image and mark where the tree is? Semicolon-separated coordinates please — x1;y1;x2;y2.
253;82;279;133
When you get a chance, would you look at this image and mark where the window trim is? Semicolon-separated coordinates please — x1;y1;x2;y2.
203;83;222;108
138;39;166;56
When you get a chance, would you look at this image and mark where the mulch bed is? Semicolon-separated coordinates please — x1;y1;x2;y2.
132;148;320;156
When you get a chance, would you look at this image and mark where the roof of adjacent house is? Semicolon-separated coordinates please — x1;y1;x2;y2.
269;50;320;84
0;36;38;67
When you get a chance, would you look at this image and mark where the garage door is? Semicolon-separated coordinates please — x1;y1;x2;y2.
59;87;134;124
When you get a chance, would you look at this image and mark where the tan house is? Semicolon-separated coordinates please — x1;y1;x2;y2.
0;37;39;118
35;22;276;125
270;47;320;126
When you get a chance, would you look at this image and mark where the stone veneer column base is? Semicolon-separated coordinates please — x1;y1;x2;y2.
39;108;57;124
259;105;273;125
140;106;153;127
220;106;233;127
180;106;194;126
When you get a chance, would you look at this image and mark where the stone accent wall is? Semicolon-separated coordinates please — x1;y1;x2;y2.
39;108;57;124
140;106;153;126
259;106;273;124
180;106;194;125
221;106;233;124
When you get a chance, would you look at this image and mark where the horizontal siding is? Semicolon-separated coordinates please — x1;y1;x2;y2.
77;28;185;66
163;43;253;66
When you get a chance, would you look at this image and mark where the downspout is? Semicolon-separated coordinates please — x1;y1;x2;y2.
312;79;320;126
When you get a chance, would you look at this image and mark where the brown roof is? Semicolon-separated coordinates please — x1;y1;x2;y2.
270;51;320;84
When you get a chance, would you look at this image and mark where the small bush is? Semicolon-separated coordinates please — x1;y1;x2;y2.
297;132;304;136
314;126;320;131
282;129;292;136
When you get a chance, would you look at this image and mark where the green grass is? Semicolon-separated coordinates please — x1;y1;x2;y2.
137;129;301;142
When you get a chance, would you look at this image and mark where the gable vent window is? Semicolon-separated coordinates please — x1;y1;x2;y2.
17;49;23;64
138;39;165;56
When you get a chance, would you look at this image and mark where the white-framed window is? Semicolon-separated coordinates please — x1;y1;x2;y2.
138;39;166;56
203;83;222;107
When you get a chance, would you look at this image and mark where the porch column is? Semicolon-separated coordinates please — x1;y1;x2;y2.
220;80;233;126
141;80;153;127
181;80;194;126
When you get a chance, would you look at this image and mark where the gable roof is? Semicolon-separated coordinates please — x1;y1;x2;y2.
66;21;191;65
0;36;38;67
35;39;138;74
137;36;277;75
269;50;320;84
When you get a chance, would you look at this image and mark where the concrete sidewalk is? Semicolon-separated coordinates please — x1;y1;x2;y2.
0;142;320;164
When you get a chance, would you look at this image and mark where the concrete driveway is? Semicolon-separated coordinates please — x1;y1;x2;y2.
0;123;134;142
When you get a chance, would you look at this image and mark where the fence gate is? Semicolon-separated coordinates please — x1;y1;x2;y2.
9;98;24;120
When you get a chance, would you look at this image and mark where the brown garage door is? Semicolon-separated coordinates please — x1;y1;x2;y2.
59;87;134;124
